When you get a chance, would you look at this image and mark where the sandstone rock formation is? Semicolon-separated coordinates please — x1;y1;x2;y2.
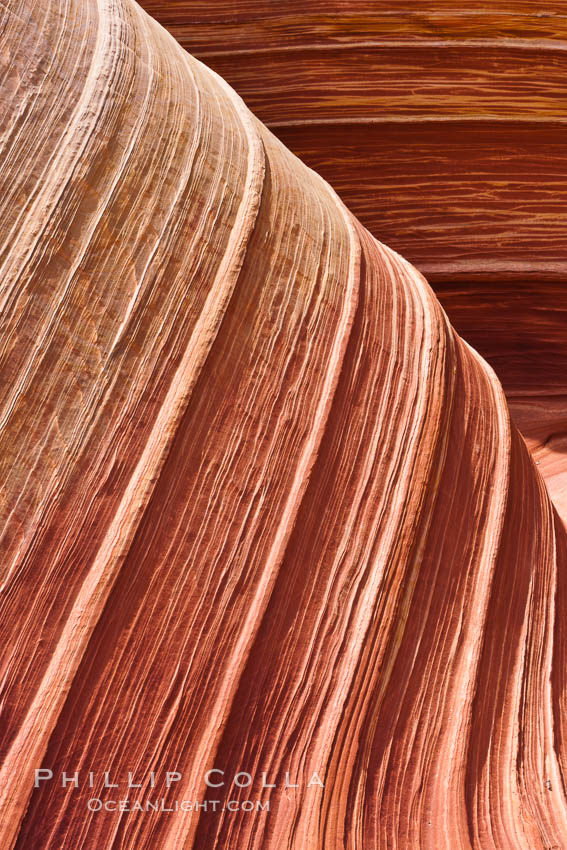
1;1;567;849
140;0;567;280
139;0;567;524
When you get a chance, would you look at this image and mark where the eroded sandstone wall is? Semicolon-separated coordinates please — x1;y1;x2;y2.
1;1;566;848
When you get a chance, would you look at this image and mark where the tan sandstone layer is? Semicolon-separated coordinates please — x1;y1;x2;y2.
1;1;567;849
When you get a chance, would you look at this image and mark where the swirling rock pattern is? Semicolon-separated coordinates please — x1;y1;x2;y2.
1;1;567;849
435;282;567;524
139;0;567;280
138;0;567;525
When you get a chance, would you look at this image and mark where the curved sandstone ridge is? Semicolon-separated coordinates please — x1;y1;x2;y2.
139;0;567;525
1;1;567;849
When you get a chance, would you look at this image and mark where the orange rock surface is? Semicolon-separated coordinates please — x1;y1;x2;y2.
1;1;567;849
139;0;567;280
138;0;567;524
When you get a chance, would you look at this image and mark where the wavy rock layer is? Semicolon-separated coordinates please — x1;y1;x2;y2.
139;0;567;525
435;282;567;523
140;0;567;281
1;2;567;849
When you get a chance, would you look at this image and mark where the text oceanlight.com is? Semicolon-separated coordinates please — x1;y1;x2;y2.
87;798;271;813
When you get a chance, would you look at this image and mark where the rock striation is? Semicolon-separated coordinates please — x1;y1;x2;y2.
1;1;567;849
139;0;567;525
139;0;567;282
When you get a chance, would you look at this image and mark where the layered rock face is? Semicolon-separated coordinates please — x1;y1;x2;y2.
139;0;567;280
139;0;567;523
1;1;567;850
